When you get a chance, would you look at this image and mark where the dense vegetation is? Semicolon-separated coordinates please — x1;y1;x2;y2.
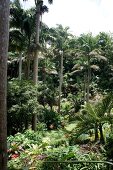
5;0;113;169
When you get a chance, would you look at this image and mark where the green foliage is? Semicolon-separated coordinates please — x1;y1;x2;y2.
43;109;60;130
37;83;58;109
8;130;107;170
7;130;42;151
42;146;106;170
70;94;113;144
61;100;72;114
7;79;38;135
7;3;113;169
105;134;113;160
8;129;66;169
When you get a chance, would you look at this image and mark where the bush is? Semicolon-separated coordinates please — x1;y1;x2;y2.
7;79;38;135
43;109;61;130
7;130;43;160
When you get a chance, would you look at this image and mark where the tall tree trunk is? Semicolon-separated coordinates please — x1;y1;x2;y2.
58;51;63;113
26;54;30;79
86;55;91;103
32;0;41;131
99;123;105;144
33;50;39;84
94;122;99;142
24;36;31;80
0;0;9;169
19;52;22;80
84;73;87;102
25;56;30;79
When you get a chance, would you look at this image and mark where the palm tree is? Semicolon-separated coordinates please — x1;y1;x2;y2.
10;1;25;80
10;0;35;80
26;0;53;130
0;0;10;169
77;34;98;102
11;0;53;130
70;33;107;103
48;25;73;113
96;32;113;91
9;28;26;80
23;0;53;83
58;50;63;113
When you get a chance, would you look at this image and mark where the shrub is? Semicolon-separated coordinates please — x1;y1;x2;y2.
43;109;61;130
7;79;38;135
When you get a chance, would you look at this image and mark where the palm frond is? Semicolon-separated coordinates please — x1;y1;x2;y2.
83;103;98;120
95;95;112;117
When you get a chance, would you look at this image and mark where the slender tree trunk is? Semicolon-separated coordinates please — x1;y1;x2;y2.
27;39;31;79
19;52;22;80
94;123;99;142
24;39;31;80
32;0;41;131
33;0;41;84
25;119;29;130
84;73;87;102
99;123;105;144
27;54;30;79
58;51;63;113
86;55;91;102
33;50;39;84
0;0;9;169
25;50;30;80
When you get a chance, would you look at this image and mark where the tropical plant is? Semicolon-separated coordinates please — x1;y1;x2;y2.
71;33;107;102
23;0;53;130
48;25;74;112
9;0;36;80
75;94;113;144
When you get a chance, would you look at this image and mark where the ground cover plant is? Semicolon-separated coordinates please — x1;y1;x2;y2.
8;129;108;170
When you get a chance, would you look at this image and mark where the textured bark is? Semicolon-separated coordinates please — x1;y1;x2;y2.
58;51;63;113
32;0;41;131
33;0;40;84
33;50;39;84
0;0;9;169
86;55;90;103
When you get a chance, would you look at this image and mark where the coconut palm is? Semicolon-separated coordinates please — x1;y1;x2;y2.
0;0;10;169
